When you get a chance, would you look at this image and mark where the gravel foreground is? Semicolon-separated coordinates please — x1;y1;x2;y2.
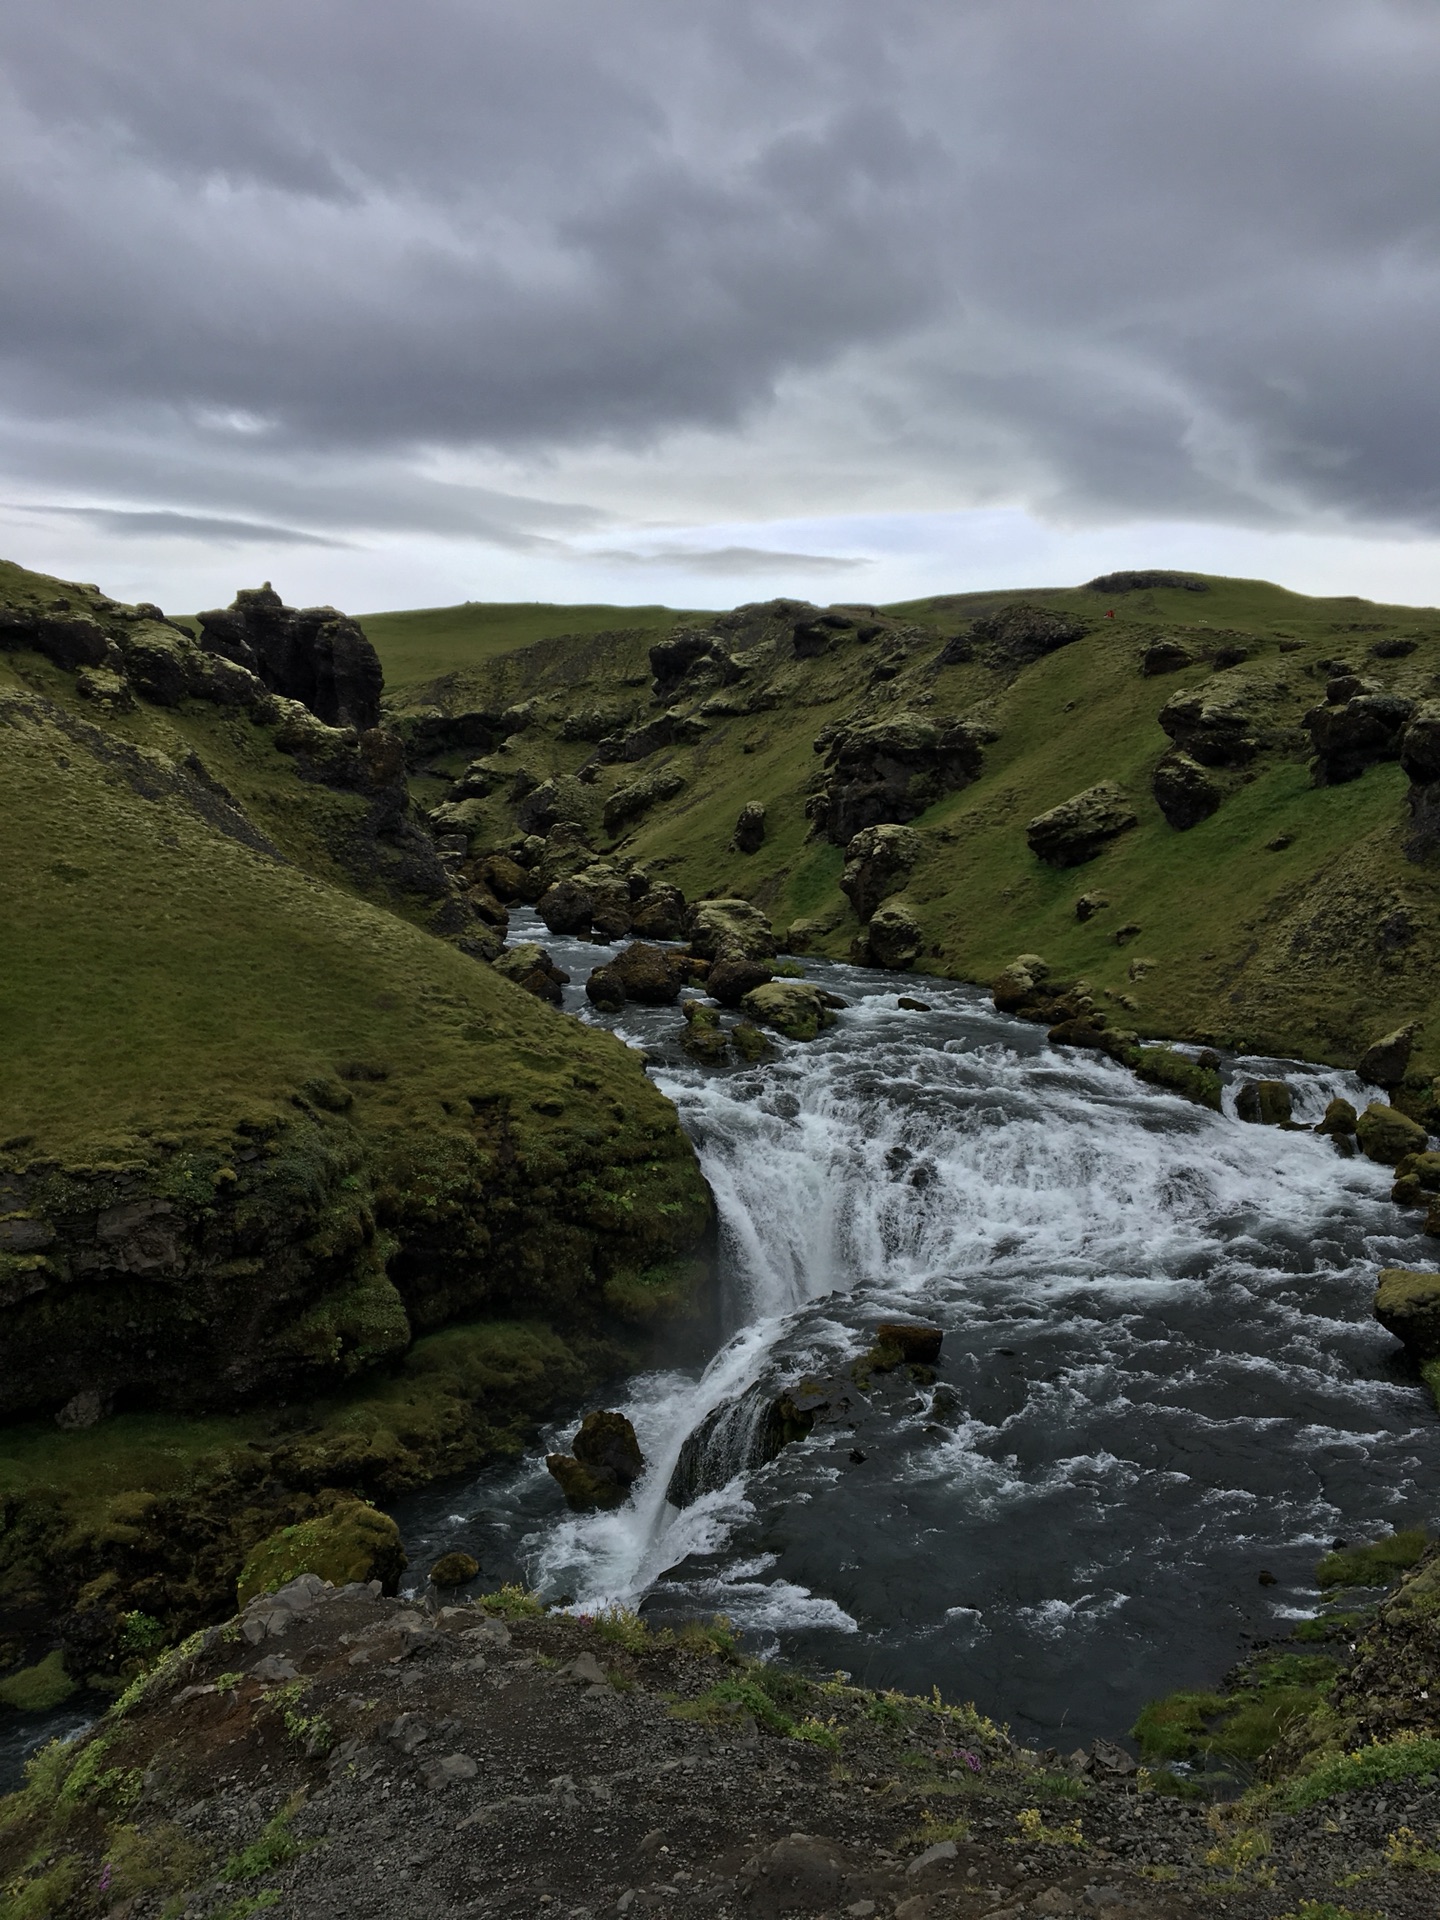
4;1576;1439;1920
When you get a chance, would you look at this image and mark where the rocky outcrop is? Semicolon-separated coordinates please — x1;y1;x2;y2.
739;980;835;1041
1158;677;1269;766
1358;1023;1419;1089
1400;701;1440;860
818;712;986;845
198;584;383;731
731;800;767;853
546;1409;645;1511
492;942;569;1004
839;823;921;923
603;767;685;836
1304;688;1415;786
1151;750;1223;830
853;900;922;969
687;898;777;964
1140;640;1197;675
1087;570;1209;594
537;863;632;939
969;601;1088;664
648;630;740;701
236;1503;406;1606
1026;783;1138;866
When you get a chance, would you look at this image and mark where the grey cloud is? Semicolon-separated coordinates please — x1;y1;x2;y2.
594;545;866;576
25;505;349;547
0;0;1438;547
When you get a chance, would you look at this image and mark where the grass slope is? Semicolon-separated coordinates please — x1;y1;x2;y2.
380;571;1440;1075
358;599;696;692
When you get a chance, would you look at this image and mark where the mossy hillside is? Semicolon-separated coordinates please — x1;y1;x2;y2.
384;572;1440;1073
0;570;712;1422
0;1318;625;1682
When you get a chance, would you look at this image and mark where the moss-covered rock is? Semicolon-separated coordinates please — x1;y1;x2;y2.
0;1648;76;1712
730;1022;775;1063
1318;1096;1358;1135
857;901;922;970
687;899;777;964
1025;783;1138;867
1356;1102;1429;1164
546;1408;645;1511
680;999;731;1064
236;1498;406;1606
1375;1267;1440;1362
1236;1078;1294;1125
739;980;835;1042
429;1551;480;1588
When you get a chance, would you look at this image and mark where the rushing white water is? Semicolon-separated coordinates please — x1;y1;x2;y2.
395;917;1439;1743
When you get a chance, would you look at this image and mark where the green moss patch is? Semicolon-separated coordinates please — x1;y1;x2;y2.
236;1502;405;1606
1317;1529;1430;1590
0;1649;76;1712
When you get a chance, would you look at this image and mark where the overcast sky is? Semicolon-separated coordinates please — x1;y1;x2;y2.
3;0;1439;614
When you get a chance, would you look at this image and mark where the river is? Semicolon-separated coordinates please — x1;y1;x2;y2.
395;911;1440;1752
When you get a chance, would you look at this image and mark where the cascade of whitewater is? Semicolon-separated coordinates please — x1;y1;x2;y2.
508;972;1408;1621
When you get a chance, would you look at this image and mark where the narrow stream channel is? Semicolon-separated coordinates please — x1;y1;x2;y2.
396;913;1440;1751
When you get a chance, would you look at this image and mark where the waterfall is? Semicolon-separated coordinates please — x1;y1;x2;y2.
397;927;1438;1743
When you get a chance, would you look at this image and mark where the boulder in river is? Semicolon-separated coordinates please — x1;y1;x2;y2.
1026;784;1138;867
681;999;731;1064
871;1323;944;1367
1318;1097;1358;1136
629;881;688;941
1235;1079;1294;1126
707;956;775;1006
1375;1269;1440;1363
429;1551;480;1588
740;979;836;1042
687;898;777;963
546;1410;645;1511
1356;1102;1429;1166
586;941;685;1011
1357;1023;1419;1089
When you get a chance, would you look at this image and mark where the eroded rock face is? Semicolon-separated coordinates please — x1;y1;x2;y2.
198;585;383;731
819;713;985;845
1026;783;1138;866
603;767;685;836
1304;692;1415;786
1400;702;1440;860
839;823;921;923
1141;640;1197;675
1152;750;1223;830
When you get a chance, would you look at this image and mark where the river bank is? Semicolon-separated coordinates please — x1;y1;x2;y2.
6;1568;1440;1920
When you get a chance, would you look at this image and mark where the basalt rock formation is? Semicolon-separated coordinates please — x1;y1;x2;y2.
198;583;384;731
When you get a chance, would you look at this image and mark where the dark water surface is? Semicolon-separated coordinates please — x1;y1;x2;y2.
394;914;1440;1750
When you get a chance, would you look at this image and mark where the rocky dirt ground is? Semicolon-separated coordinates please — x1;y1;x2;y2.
7;1577;1440;1920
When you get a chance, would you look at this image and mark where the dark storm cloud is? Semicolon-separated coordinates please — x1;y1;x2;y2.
0;0;1438;534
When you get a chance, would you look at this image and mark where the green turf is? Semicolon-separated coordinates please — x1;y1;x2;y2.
359;600;699;692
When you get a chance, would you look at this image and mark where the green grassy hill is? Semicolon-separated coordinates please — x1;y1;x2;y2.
381;571;1440;1079
0;558;712;1684
358;598;695;692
